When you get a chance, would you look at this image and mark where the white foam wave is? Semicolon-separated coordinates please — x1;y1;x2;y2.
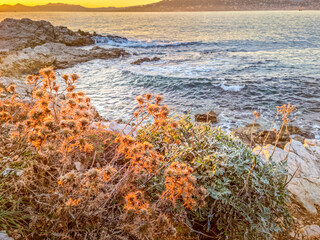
220;82;245;92
93;36;199;48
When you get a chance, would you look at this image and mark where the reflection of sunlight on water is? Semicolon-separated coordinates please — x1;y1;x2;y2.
1;11;319;137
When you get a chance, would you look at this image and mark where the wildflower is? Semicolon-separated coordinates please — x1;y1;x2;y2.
125;192;137;210
160;120;168;127
136;96;144;105
78;103;87;110
82;110;91;118
6;84;16;93
145;93;152;101
40;67;54;78
78;117;89;127
147;104;157;113
57;179;63;186
77;91;85;97
67;85;76;92
160;105;169;118
44;119;55;128
39;99;49;108
66;99;77;107
84;143;93;152
155;94;164;104
253;111;260;119
71;73;80;82
66;120;77;129
26;75;34;84
170;121;178;128
62;74;69;82
66;198;80;206
53;85;60;92
34;89;44;98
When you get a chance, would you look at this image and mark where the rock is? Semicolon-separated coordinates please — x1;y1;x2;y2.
245;123;261;128
287;125;315;139
74;162;82;171
292;135;305;144
233;123;262;146
0;76;29;95
0;18;95;51
300;225;320;239
233;125;305;149
0;43;129;77
255;129;290;149
0;231;14;240
255;140;320;215
108;121;134;136
195;110;217;123
131;57;160;65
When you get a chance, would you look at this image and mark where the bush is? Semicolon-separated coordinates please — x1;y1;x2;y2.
138;116;292;239
0;68;291;239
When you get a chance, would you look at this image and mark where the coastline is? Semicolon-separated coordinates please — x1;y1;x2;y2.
1;17;320;239
1;17;319;141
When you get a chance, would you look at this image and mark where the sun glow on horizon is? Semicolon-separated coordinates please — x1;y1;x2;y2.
0;0;161;8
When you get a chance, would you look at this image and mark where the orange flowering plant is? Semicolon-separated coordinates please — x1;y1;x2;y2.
0;67;292;240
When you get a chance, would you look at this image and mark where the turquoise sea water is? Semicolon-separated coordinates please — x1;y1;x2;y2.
1;11;319;137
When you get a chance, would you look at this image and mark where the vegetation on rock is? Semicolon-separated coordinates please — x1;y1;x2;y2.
0;68;292;239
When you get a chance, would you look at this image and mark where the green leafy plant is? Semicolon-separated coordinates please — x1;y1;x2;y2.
138;116;292;239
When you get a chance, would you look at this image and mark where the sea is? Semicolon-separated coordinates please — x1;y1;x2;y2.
1;11;320;138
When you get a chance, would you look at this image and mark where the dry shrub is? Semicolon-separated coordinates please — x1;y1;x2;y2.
0;67;292;240
0;68;195;239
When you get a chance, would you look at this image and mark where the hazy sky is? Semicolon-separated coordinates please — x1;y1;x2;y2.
0;0;161;7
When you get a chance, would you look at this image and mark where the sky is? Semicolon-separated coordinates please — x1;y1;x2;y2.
0;0;161;8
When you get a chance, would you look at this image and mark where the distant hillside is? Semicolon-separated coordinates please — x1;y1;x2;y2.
0;3;115;12
124;0;320;11
1;1;320;12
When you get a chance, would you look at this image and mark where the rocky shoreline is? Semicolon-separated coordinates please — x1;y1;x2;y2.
0;18;130;77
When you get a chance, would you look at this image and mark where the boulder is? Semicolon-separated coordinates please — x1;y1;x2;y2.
300;225;320;239
195;110;217;123
131;57;160;65
0;43;129;77
255;140;320;215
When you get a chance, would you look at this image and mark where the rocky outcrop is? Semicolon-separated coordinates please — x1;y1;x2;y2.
131;57;160;65
0;18;130;77
234;124;315;148
255;140;320;215
0;18;95;51
0;43;129;77
195;110;217;123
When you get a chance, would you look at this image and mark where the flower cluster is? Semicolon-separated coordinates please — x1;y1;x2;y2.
134;93;169;126
10;67;96;153
163;162;196;210
116;135;164;174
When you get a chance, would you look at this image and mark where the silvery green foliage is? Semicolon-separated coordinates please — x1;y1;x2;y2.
138;116;292;239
